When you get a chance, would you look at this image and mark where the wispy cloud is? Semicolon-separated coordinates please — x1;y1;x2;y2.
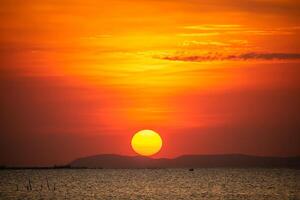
177;32;220;37
181;40;229;47
180;40;249;47
183;24;243;31
180;24;297;37
159;52;300;62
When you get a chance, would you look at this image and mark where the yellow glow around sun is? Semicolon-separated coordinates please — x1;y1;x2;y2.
131;130;162;156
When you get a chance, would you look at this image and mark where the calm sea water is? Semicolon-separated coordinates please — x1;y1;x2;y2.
0;169;299;200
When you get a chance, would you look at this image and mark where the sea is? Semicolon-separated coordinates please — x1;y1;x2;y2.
0;168;299;200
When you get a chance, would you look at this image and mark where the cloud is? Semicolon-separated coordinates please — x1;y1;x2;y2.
159;52;300;62
183;24;243;31
177;32;220;37
181;40;229;47
180;24;297;37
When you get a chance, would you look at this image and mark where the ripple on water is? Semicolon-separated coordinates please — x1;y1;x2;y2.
0;168;299;200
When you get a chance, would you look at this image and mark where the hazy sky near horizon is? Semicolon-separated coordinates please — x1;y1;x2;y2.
1;0;300;166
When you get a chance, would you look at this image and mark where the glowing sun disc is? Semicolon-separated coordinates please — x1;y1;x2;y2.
131;129;162;156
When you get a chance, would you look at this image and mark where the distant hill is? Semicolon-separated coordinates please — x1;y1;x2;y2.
70;154;300;169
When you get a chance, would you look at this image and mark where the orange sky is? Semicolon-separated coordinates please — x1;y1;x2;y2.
1;0;300;166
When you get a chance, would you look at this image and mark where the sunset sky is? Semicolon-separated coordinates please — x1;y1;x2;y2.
1;0;300;166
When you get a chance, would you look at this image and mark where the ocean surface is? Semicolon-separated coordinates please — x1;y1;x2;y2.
0;168;299;200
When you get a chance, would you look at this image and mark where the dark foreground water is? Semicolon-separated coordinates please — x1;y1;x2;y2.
0;169;299;200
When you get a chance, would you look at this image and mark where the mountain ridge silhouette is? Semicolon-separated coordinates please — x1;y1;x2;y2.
70;154;300;168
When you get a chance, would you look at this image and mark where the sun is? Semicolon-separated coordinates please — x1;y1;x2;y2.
131;129;163;156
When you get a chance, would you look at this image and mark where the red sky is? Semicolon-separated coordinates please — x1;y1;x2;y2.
1;0;300;166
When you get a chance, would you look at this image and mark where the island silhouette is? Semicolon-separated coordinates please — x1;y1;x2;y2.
69;154;300;169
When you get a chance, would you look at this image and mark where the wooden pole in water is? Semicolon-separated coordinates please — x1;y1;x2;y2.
28;179;32;191
46;177;50;190
24;183;28;191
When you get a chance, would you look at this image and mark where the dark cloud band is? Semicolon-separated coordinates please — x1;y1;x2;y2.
160;52;300;62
